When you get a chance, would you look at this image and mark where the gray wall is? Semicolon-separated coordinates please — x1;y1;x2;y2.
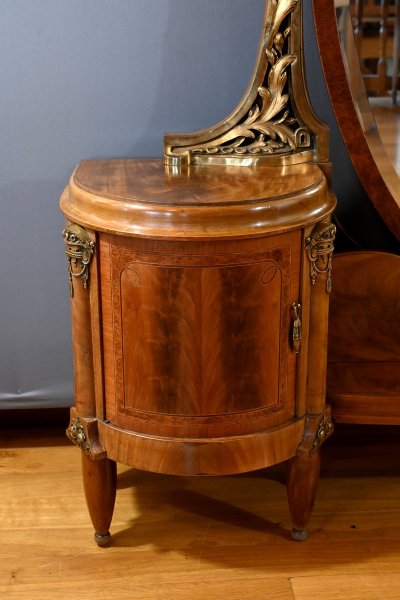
0;1;394;411
0;0;264;410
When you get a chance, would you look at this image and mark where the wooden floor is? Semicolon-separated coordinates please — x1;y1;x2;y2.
1;424;400;599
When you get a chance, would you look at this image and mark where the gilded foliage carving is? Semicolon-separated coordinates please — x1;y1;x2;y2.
189;0;310;157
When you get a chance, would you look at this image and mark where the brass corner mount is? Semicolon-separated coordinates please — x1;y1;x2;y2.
306;221;336;294
62;223;95;297
164;0;329;169
66;411;107;461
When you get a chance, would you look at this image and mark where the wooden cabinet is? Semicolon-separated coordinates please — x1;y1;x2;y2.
61;159;336;544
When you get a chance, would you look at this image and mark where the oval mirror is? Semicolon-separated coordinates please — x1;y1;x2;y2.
313;0;400;241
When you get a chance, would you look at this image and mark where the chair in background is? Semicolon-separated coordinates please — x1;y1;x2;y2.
351;0;397;96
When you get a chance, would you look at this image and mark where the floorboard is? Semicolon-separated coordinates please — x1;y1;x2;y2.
0;425;399;599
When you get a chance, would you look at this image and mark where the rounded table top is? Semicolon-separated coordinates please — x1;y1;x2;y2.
60;158;335;239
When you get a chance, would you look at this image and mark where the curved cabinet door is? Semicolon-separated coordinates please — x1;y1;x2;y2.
99;233;301;440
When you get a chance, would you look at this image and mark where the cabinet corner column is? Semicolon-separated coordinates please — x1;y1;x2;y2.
62;222;117;546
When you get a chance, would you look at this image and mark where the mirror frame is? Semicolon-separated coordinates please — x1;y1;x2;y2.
312;0;400;242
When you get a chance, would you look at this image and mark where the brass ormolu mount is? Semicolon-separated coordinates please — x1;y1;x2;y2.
306;222;336;294
66;409;107;461
62;223;95;297
164;0;329;168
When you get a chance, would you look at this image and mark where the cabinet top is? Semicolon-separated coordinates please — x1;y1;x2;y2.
60;159;335;239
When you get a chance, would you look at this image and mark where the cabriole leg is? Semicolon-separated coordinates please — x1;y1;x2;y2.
81;453;117;546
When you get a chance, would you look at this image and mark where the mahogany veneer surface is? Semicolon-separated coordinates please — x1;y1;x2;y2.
328;252;400;424
99;232;300;438
73;159;326;205
61;159;334;239
61;157;336;541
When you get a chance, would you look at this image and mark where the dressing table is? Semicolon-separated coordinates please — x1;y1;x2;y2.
61;0;336;545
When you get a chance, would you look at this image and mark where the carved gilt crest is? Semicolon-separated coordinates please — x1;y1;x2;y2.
164;0;328;167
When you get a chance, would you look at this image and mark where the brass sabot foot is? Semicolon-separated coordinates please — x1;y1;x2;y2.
94;531;112;547
291;528;309;542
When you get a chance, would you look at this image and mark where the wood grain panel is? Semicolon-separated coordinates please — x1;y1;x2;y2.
97;419;304;476
120;263;202;416
100;233;300;438
99;240;116;420
328;252;400;363
118;261;282;416
327;251;400;425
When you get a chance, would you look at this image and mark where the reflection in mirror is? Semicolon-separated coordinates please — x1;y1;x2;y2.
336;2;375;132
336;1;400;177
370;97;400;174
351;0;397;96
